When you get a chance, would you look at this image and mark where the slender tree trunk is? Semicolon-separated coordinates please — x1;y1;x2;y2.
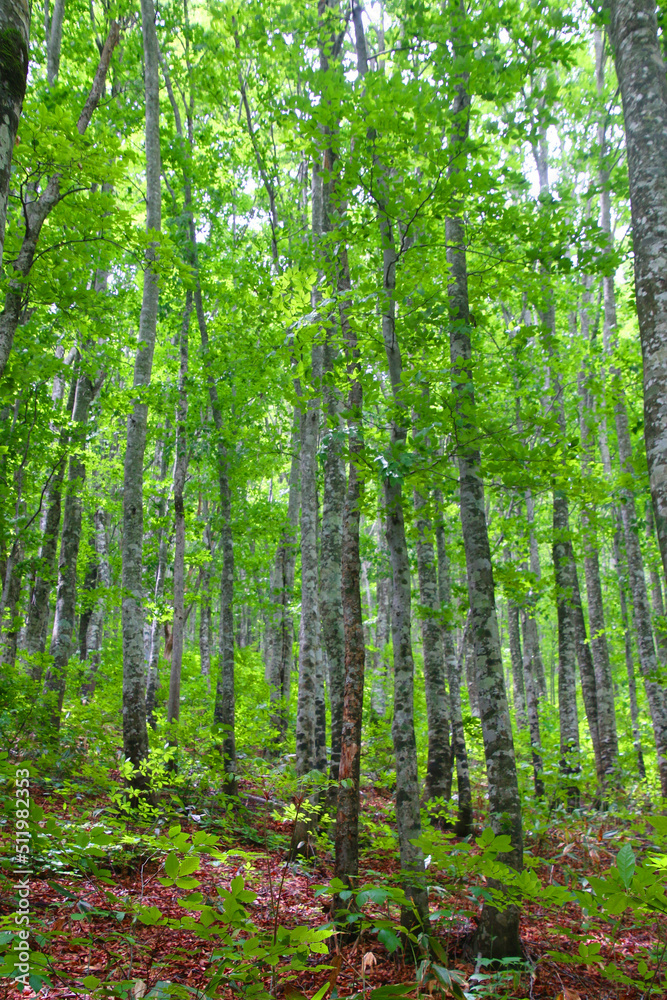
435;504;473;836
167;292;192;731
552;491;581;807
294;341;323;795
524;490;547;698
146;432;171;722
414;487;452;806
370;514;391;717
506;591;527;731
1;543;22;667
446;12;522;954
199;507;212;686
213;452;236;772
46;0;65;85
121;0;161;789
321;336;346;785
520;605;545;798
578;291;618;785
42;452;85;731
80;506;110;701
0;0;30;271
613;520;646;778
606;0;667;584
267;406;300;740
23;367;76;675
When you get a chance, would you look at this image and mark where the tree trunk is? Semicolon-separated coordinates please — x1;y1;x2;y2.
121;0;161;790
267;405;300;740
606;0;667;584
552;492;581;807
578;291;618;785
43;453;85;731
167;292;192;732
46;0;65;85
294;341;323;837
435;503;473;837
23;364;76;675
146;431;171;722
524;490;547;699
0;0;30;271
80;506;110;701
321;333;346;786
506;592;527;731
520;605;545;798
199;507;212;686
370;514;391;717
446;13;522;954
414;487;452;806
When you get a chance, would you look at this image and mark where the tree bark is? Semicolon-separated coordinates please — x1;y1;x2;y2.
414;487;452;806
121;0;161;790
0;0;29;271
435;504;473;837
578;291;618;785
520;605;545;798
370;513;391;717
267;405;300;740
606;0;667;584
80;505;110;701
506;592;526;732
146;431;171;722
46;0;65;85
167;292;192;731
446;12;522;954
320;333;346;785
335;266;365;885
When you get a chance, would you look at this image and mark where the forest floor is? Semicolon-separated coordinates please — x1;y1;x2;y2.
1;776;664;1000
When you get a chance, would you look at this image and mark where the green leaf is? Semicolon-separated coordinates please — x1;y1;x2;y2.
616;844;636;888
377;929;401;953
164;852;179;878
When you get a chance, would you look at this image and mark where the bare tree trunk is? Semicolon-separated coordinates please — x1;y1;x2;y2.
80;505;110;701
520;605;545;798
524;490;547;698
46;0;65;85
167;292;192;731
199;506;212;686
267;406;300;740
606;0;667;584
0;0;30;271
146;433;171;721
370;514;391;717
506;590;526;731
23;367;76;675
447;9;522;954
435;504;473;837
321;335;346;785
335;274;365;881
121;0;161;790
578;292;618;785
295;341;323;788
414;487;452;805
43;452;84;731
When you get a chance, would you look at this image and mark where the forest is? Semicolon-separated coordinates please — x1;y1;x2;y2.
1;0;667;997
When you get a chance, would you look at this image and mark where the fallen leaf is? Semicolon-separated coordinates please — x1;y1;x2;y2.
362;951;377;972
